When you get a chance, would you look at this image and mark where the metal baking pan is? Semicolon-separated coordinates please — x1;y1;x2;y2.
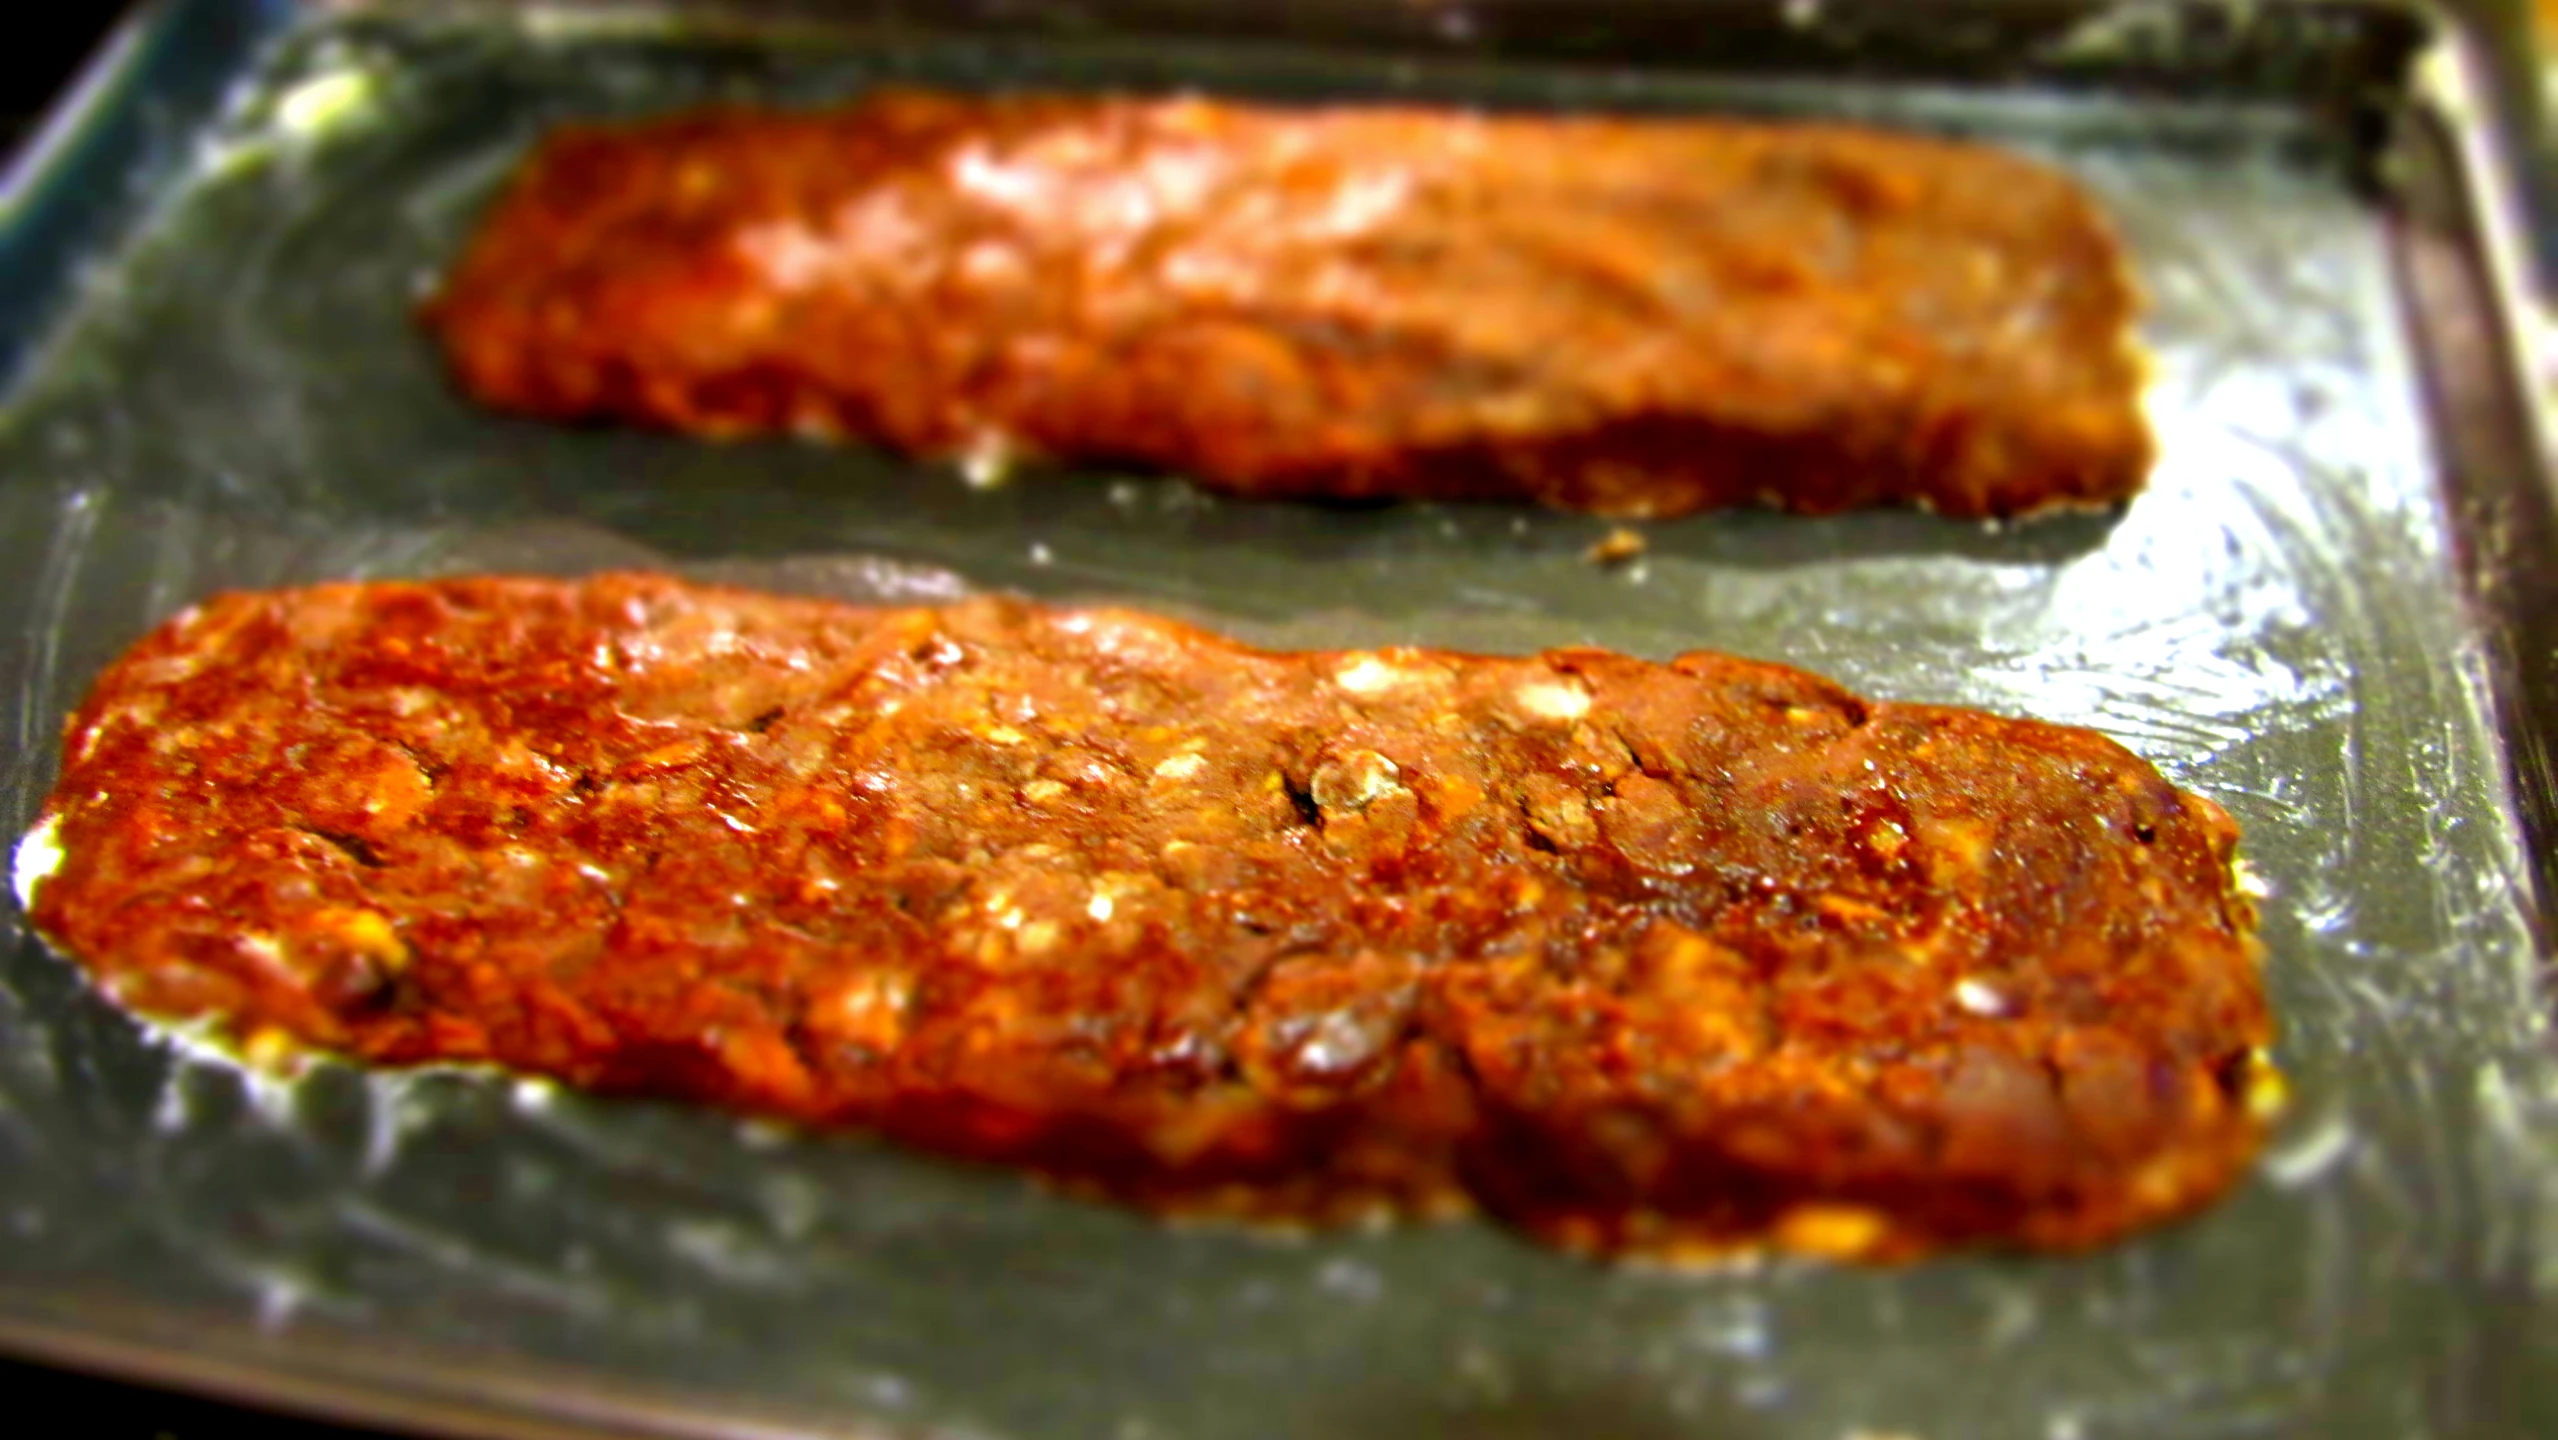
3;1;2554;1435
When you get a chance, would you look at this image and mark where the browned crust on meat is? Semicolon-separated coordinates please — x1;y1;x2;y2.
423;94;2152;519
25;574;2266;1260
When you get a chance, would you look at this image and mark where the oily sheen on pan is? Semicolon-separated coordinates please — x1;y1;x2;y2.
21;575;2272;1262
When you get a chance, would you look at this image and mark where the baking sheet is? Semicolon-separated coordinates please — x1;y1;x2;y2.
3;3;2557;1437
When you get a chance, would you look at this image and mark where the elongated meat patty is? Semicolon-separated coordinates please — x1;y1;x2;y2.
425;94;2151;519
20;575;2269;1260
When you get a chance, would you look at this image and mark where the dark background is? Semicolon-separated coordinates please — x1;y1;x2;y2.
0;7;135;150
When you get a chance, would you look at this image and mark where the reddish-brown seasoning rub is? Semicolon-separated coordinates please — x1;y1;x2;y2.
23;575;2269;1261
424;93;2152;519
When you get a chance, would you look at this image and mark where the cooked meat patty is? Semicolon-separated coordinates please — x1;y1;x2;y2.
425;94;2151;518
21;574;2268;1260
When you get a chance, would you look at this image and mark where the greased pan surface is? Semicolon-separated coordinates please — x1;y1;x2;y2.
0;3;2553;1438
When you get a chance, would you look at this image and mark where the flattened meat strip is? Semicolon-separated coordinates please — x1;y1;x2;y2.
22;575;2269;1260
425;94;2151;518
